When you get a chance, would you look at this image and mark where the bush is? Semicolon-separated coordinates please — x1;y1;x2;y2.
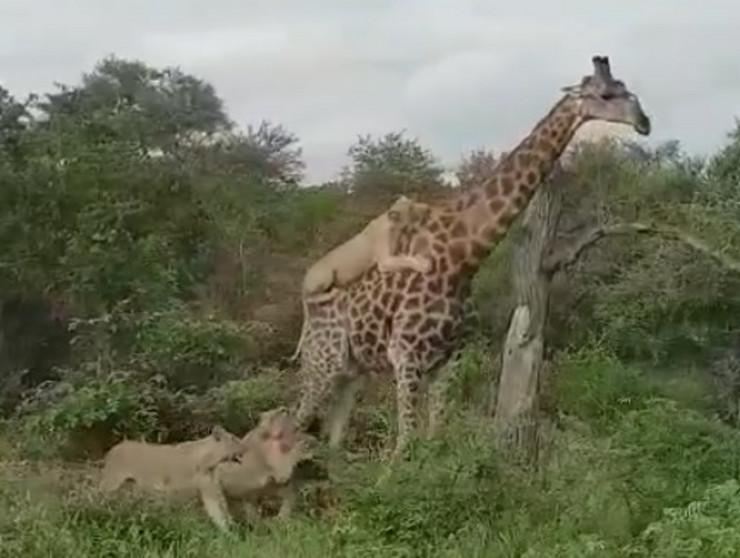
129;308;259;391
17;369;165;459
194;369;289;435
553;345;654;426
332;416;503;556
631;480;740;557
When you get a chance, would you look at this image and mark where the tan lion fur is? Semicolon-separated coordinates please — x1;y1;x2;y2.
99;410;313;529
216;407;316;520
99;424;246;529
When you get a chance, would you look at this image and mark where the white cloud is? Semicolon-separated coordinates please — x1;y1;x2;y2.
0;1;738;182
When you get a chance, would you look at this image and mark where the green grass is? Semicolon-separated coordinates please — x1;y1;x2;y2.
4;352;740;557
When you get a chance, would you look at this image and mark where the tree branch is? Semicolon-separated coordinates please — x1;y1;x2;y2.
542;222;653;274
542;222;740;275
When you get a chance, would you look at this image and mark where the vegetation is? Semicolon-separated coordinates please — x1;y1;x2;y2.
1;56;740;557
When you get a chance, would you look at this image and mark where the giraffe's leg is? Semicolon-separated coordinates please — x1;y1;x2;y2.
294;362;339;433
391;360;422;460
324;373;367;449
294;330;350;435
427;358;458;439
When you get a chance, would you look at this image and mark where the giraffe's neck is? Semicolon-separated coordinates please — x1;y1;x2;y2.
446;94;585;265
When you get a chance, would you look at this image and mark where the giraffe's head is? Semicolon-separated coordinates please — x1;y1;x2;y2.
564;55;651;136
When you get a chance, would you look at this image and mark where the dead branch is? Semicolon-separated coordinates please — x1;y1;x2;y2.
542;222;740;275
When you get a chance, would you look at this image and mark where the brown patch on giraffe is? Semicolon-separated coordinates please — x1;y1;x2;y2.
428;278;443;295
383;274;394;289
514;194;528;210
501;160;514;173
427;220;440;233
363;331;377;345
501;176;514;195
408;274;423;293
489;198;505;214
526;171;537;186
372;306;384;321
441;319;455;339
396;272;409;290
536;138;555;155
350;305;360;319
439;214;455;229
471;240;488;261
450;220;467;238
414;338;429;354
499;211;515;228
380;292;392;307
419;317;438;335
391;293;403;312
428;299;446;314
449;242;467;265
401;333;416;345
405;313;422;329
425;333;444;349
406;296;421;309
436;231;449;244
485;179;499;197
437;256;449;274
517;152;533;167
351;333;363;346
484;226;503;243
432;241;447;255
465;192;480;208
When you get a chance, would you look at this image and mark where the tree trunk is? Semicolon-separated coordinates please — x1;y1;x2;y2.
493;177;562;462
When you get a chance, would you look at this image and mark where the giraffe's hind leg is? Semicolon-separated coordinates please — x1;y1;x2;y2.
390;359;423;460
324;373;367;449
294;328;350;436
427;358;458;439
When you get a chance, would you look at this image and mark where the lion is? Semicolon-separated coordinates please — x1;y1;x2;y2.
291;195;433;360
100;424;248;530
302;194;432;297
216;407;317;521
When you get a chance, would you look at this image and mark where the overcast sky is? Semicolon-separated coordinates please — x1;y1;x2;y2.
1;1;738;183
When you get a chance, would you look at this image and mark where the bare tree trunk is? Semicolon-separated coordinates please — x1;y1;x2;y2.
493;178;562;462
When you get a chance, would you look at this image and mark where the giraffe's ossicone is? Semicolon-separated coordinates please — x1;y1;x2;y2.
293;55;651;459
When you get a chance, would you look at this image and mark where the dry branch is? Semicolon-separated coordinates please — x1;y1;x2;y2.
542;222;740;275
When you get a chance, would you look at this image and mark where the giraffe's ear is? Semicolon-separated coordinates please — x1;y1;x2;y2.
387;209;401;222
561;84;581;95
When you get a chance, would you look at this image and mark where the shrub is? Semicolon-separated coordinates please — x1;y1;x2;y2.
17;369;165;458
553;345;654;426
631;480;740;557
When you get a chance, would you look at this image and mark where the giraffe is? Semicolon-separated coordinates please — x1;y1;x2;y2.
293;56;651;458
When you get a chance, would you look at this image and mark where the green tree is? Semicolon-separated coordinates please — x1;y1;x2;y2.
341;131;445;198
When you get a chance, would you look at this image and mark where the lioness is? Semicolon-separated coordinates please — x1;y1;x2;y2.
291;195;432;360
100;424;247;530
302;195;432;298
216;407;317;520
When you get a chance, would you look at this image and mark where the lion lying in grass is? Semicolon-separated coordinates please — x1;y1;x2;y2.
100;408;314;529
